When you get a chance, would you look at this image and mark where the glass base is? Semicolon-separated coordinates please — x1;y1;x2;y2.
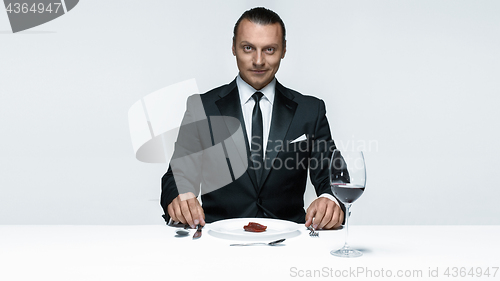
330;247;363;258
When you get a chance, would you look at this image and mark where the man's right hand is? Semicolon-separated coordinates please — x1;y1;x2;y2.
167;192;205;229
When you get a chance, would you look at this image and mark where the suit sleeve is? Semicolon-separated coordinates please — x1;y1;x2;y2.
160;95;207;223
308;100;346;216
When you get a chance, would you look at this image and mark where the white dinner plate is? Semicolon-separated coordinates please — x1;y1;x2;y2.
207;218;302;241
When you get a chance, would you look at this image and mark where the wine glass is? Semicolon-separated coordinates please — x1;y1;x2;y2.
329;149;366;258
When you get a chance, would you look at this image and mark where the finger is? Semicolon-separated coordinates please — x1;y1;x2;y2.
172;198;186;224
317;202;334;230
325;205;341;229
312;203;326;229
325;219;336;230
187;198;201;226
305;216;313;228
197;204;206;226
167;203;177;222
328;206;342;229
179;199;195;228
187;197;205;226
304;205;316;228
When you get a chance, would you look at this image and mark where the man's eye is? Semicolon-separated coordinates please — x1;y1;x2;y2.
265;48;275;54
244;46;253;51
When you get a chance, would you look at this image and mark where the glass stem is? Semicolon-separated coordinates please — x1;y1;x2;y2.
343;203;351;249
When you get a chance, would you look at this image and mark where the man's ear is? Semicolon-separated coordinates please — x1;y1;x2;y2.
281;40;287;59
232;38;236;56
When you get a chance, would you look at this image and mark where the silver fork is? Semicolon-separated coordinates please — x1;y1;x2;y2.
307;225;319;237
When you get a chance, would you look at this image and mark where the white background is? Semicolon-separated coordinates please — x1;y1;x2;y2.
1;0;499;225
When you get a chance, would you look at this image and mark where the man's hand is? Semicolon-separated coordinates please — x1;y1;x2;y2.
167;192;205;228
305;197;344;230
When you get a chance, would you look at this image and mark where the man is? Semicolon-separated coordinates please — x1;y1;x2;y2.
161;7;344;230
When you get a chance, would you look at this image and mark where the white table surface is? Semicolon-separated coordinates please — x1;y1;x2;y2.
1;225;499;280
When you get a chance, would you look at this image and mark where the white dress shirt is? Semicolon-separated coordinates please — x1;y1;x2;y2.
236;74;275;157
235;75;339;208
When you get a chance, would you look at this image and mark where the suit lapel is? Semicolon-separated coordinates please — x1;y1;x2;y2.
260;82;298;189
215;80;259;190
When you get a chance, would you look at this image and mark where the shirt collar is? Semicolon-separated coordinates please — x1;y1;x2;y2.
236;74;276;106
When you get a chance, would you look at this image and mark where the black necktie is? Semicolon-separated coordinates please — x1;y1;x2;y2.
251;92;264;185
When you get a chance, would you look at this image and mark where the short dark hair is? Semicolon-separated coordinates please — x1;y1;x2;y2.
233;7;286;45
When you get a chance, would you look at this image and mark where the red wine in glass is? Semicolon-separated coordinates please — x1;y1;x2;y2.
331;183;365;204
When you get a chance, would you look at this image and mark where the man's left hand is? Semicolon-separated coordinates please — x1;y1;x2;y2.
305;197;344;230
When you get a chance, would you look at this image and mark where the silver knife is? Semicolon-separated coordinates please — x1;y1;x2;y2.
192;224;203;239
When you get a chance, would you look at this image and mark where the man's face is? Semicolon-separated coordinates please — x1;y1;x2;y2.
232;19;286;90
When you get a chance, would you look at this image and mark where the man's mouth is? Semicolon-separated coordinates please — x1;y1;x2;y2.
251;69;267;74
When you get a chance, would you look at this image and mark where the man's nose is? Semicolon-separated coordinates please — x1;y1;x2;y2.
253;51;265;66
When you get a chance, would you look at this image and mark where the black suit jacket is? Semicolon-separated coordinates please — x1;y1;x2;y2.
161;78;344;223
